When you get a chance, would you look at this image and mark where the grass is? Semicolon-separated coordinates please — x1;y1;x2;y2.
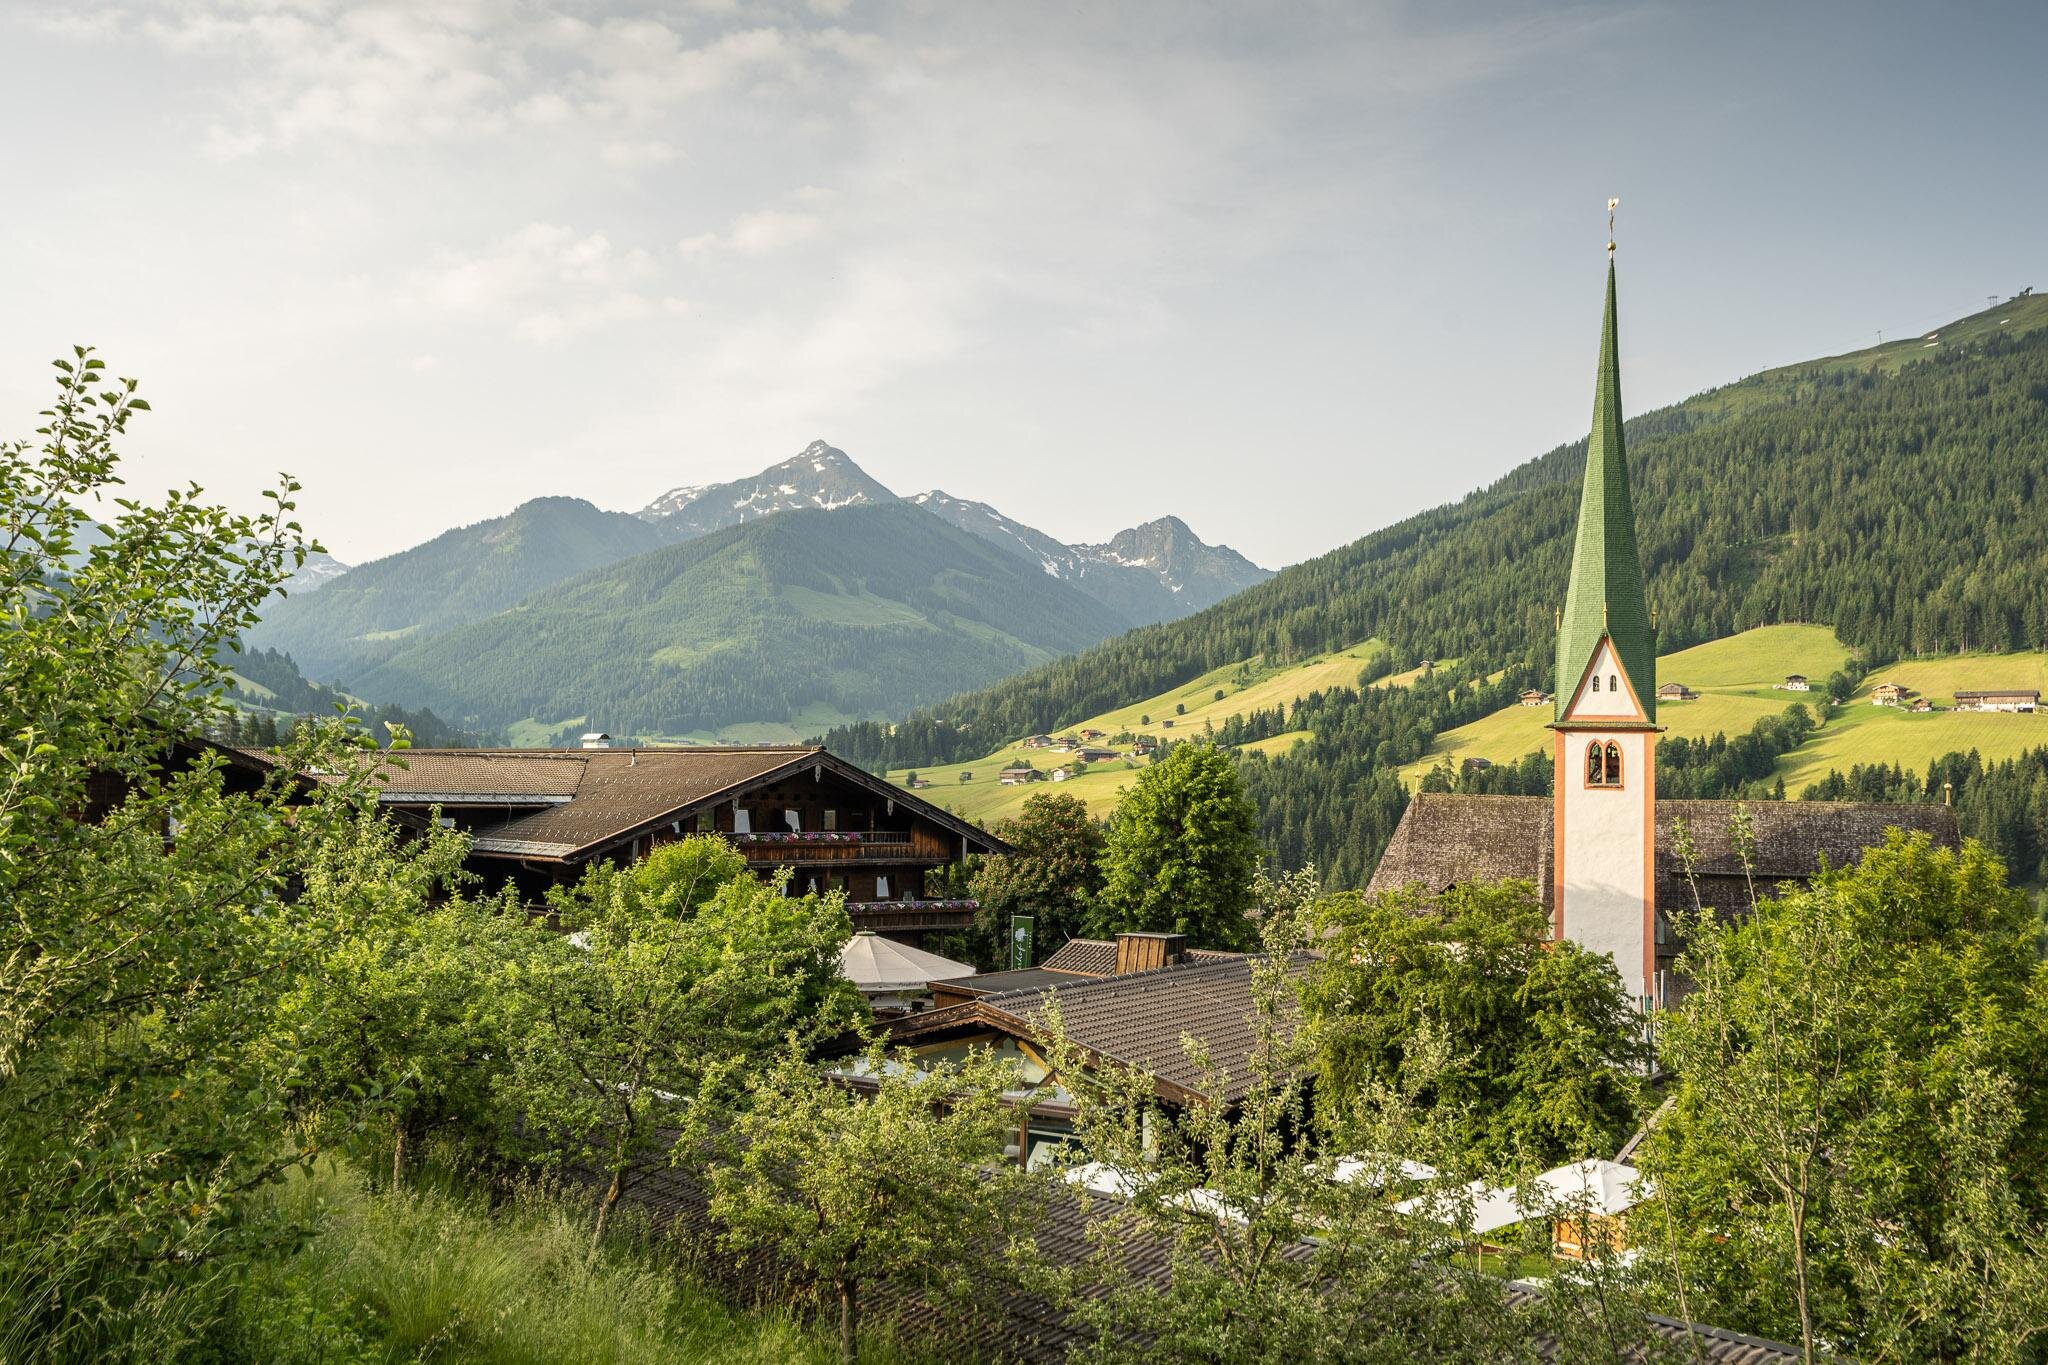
215;1160;928;1365
1776;653;2048;792
890;639;1398;821
1397;623;2048;796
1401;625;1849;786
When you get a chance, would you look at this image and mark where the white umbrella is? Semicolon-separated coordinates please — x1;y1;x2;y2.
837;931;975;994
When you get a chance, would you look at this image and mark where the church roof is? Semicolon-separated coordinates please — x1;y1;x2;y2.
1556;260;1655;719
1368;794;1960;924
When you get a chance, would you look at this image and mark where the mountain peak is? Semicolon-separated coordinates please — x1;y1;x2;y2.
636;441;897;533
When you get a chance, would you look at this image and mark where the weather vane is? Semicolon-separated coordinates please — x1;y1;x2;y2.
1607;197;1619;256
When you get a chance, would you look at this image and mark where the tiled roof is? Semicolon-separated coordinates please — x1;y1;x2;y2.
889;955;1302;1106
1039;938;1117;975
1369;794;1962;921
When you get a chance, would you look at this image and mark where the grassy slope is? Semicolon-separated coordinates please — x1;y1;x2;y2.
1777;654;2048;791
891;640;1394;822
1397;623;2048;793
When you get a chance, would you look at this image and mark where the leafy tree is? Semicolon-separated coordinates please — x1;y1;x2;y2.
1092;744;1261;949
968;792;1106;966
1639;824;2048;1361
0;350;431;1356
1034;920;1652;1360
497;843;864;1249
282;838;523;1187
710;1039;1037;1363
1301;880;1643;1170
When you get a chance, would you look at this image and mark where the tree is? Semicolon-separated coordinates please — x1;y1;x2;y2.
0;350;428;1356
968;792;1106;966
1300;879;1643;1170
497;842;865;1250
710;1039;1038;1363
1638;824;2048;1361
1093;745;1261;950
1034;918;1650;1361
282;839;523;1187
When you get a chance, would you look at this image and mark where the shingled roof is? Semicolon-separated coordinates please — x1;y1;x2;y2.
887;955;1302;1106
350;745;1006;863
1369;793;1962;923
1039;936;1244;977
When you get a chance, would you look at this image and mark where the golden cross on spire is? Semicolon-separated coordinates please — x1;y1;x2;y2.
1607;197;1619;256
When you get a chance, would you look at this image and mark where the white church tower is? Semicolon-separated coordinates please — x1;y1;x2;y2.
1549;235;1662;1009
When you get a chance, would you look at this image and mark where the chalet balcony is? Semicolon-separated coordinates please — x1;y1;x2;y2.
732;830;928;864
845;898;979;932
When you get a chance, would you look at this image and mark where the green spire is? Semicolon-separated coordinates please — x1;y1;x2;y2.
1555;260;1654;720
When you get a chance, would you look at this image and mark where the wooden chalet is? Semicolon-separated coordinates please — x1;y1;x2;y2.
1778;674;1810;691
1000;764;1046;786
354;745;1007;941
1954;688;2039;713
1869;681;1906;705
1656;682;1696;702
1518;689;1550;708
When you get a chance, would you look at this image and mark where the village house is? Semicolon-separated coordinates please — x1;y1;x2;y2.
1131;735;1159;754
999;764;1045;786
1022;734;1055;749
1368;257;1956;1010
1461;756;1494;774
1518;689;1550;708
1910;696;1934;713
1655;682;1696;702
351;744;1007;943
866;935;1259;1169
1870;681;1907;705
1078;728;1106;741
1953;688;2039;713
1076;747;1122;763
1050;763;1083;781
1049;737;1081;754
1778;674;1810;691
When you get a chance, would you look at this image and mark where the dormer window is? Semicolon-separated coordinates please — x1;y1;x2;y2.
1591;676;1601;693
1609;674;1618;693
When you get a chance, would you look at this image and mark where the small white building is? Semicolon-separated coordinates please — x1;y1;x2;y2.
1779;675;1810;692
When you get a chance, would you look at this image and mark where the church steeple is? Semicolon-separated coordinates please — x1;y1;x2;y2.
1555;259;1655;719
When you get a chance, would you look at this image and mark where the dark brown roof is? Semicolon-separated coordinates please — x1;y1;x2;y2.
1040;937;1119;975
1369;793;1962;924
887;955;1301;1106
349;745;1007;863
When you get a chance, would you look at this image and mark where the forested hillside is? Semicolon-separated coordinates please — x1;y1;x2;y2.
832;298;2048;881
344;501;1133;740
828;297;2048;772
250;496;672;680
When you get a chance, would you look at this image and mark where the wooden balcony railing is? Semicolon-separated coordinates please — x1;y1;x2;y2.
735;831;921;862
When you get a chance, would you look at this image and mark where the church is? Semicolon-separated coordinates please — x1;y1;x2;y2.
1366;246;1956;1010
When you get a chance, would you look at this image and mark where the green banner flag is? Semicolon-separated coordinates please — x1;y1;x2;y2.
1010;915;1035;970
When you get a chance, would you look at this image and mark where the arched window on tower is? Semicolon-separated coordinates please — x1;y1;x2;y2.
1586;741;1605;786
1609;674;1618;694
1590;675;1601;693
1604;741;1622;786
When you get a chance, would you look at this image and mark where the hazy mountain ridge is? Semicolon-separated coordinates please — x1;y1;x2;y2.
343;501;1135;738
910;491;1269;624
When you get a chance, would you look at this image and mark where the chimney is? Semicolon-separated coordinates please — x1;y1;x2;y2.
1114;932;1187;976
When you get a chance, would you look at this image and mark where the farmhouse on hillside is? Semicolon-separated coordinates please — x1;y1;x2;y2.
1870;681;1907;705
1519;689;1550;707
346;744;1007;943
1778;674;1810;691
1368;253;1956;1010
1000;764;1045;786
1953;688;2039;713
1656;682;1696;702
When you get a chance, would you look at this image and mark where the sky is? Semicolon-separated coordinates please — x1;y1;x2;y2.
2;1;2043;571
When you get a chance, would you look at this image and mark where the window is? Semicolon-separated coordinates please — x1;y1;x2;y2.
823;809;837;831
1591;675;1601;693
1609;674;1618;694
1586;740;1624;788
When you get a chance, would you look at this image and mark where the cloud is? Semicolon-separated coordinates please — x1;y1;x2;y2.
404;223;664;342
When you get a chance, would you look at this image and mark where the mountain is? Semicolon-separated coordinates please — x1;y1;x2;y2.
635;440;896;535
825;291;2048;880
251;497;671;681
341;501;1135;740
910;491;1269;624
286;551;350;592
